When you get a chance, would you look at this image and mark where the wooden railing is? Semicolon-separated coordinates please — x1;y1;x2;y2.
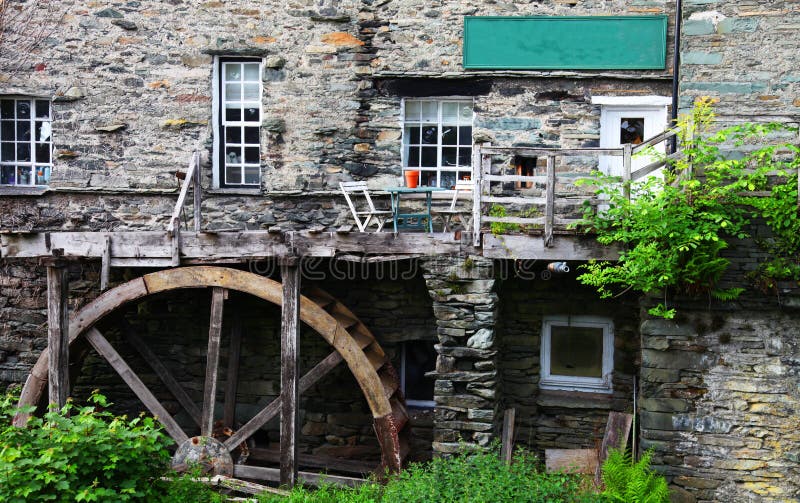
471;129;678;248
167;151;202;265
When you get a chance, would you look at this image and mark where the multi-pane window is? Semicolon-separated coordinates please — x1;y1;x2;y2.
540;316;614;394
0;98;52;186
220;59;262;187
402;99;473;189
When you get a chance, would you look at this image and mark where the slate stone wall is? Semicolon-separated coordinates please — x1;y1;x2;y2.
639;299;800;503
679;1;800;124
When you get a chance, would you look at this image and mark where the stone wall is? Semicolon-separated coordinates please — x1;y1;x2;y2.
497;270;640;455
679;1;800;124
639;300;800;503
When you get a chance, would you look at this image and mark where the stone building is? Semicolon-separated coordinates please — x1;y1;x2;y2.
0;0;798;501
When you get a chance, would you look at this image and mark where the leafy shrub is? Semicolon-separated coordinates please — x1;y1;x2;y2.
601;449;670;503
1;391;173;502
577;99;800;317
258;447;601;503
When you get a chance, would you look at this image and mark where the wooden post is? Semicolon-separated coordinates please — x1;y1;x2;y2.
471;144;482;248
622;143;632;201
223;314;243;428
500;408;516;464
202;287;226;436
193;152;202;232
544;155;556;248
280;257;300;487
45;256;69;408
100;235;111;291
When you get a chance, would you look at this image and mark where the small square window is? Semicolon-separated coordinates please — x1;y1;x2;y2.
540;316;613;393
400;341;437;408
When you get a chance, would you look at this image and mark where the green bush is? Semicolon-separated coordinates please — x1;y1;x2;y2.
601;449;670;503
1;391;174;502
258;447;601;503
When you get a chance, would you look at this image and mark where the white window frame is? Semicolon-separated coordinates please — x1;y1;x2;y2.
540;315;614;394
593;96;670;178
212;56;263;189
400;341;436;408
401;98;474;189
0;97;53;187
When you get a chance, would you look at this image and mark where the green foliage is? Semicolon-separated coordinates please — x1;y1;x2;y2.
601;449;670;503
0;390;175;502
258;447;601;503
489;204;519;234
577;99;800;316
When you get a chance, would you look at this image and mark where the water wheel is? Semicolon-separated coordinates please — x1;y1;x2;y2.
14;266;409;488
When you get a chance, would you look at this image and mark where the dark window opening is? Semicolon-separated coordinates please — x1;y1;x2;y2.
620;117;644;145
514;156;537;189
401;341;437;407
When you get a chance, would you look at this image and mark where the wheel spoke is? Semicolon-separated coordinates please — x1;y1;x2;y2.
202;287;226;436
85;327;188;443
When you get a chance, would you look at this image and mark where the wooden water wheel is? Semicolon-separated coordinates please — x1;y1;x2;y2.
14;266;409;488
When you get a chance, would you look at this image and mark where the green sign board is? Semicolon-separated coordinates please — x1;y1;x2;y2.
463;16;667;70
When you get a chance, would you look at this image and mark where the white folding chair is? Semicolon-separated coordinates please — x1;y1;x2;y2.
339;181;393;233
433;180;474;232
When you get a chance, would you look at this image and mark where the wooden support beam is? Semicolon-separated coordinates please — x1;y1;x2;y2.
544;155;556;248
202;287;226;436
280;260;300;487
500;408;516;464
223;314;243;428
233;465;365;488
122;320;202;427
45;260;69;408
100;235;111;291
193;152;202;232
622;143;632;201
85;327;188;444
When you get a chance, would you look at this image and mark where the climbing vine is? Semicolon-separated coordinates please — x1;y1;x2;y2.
576;99;800;318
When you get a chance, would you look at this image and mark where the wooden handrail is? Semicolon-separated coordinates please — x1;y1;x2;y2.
167;151;200;235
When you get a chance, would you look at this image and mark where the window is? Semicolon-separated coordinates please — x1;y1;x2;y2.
402;99;473;189
0;98;52;186
593;96;670;178
400;341;437;407
213;58;263;188
540;316;614;393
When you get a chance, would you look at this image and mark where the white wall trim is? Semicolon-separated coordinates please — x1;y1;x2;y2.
211;56;220;189
591;95;672;106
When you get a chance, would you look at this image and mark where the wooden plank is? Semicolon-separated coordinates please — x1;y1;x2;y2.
480;146;623;156
224;350;343;451
84;328;188;444
500;408;516;464
192;152;202;232
546;449;599;474
630;158;667;181
100;235;111;291
122;320;202;427
622;143;632;201
46;263;69;408
248;448;377;475
631;128;676;154
223;315;243;428
170;219;181;267
196;475;289;497
544;155;556;247
482;196;547;205
280;262;300;487
233;465;365;488
202;287;226;436
473;146;486;247
167;154;198;234
482;234;621;261
482;174;547;183
595;412;633;484
482;216;546;225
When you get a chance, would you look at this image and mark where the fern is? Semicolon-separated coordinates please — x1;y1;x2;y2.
601;449;670;503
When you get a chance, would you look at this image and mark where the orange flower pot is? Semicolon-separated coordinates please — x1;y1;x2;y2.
404;170;419;188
